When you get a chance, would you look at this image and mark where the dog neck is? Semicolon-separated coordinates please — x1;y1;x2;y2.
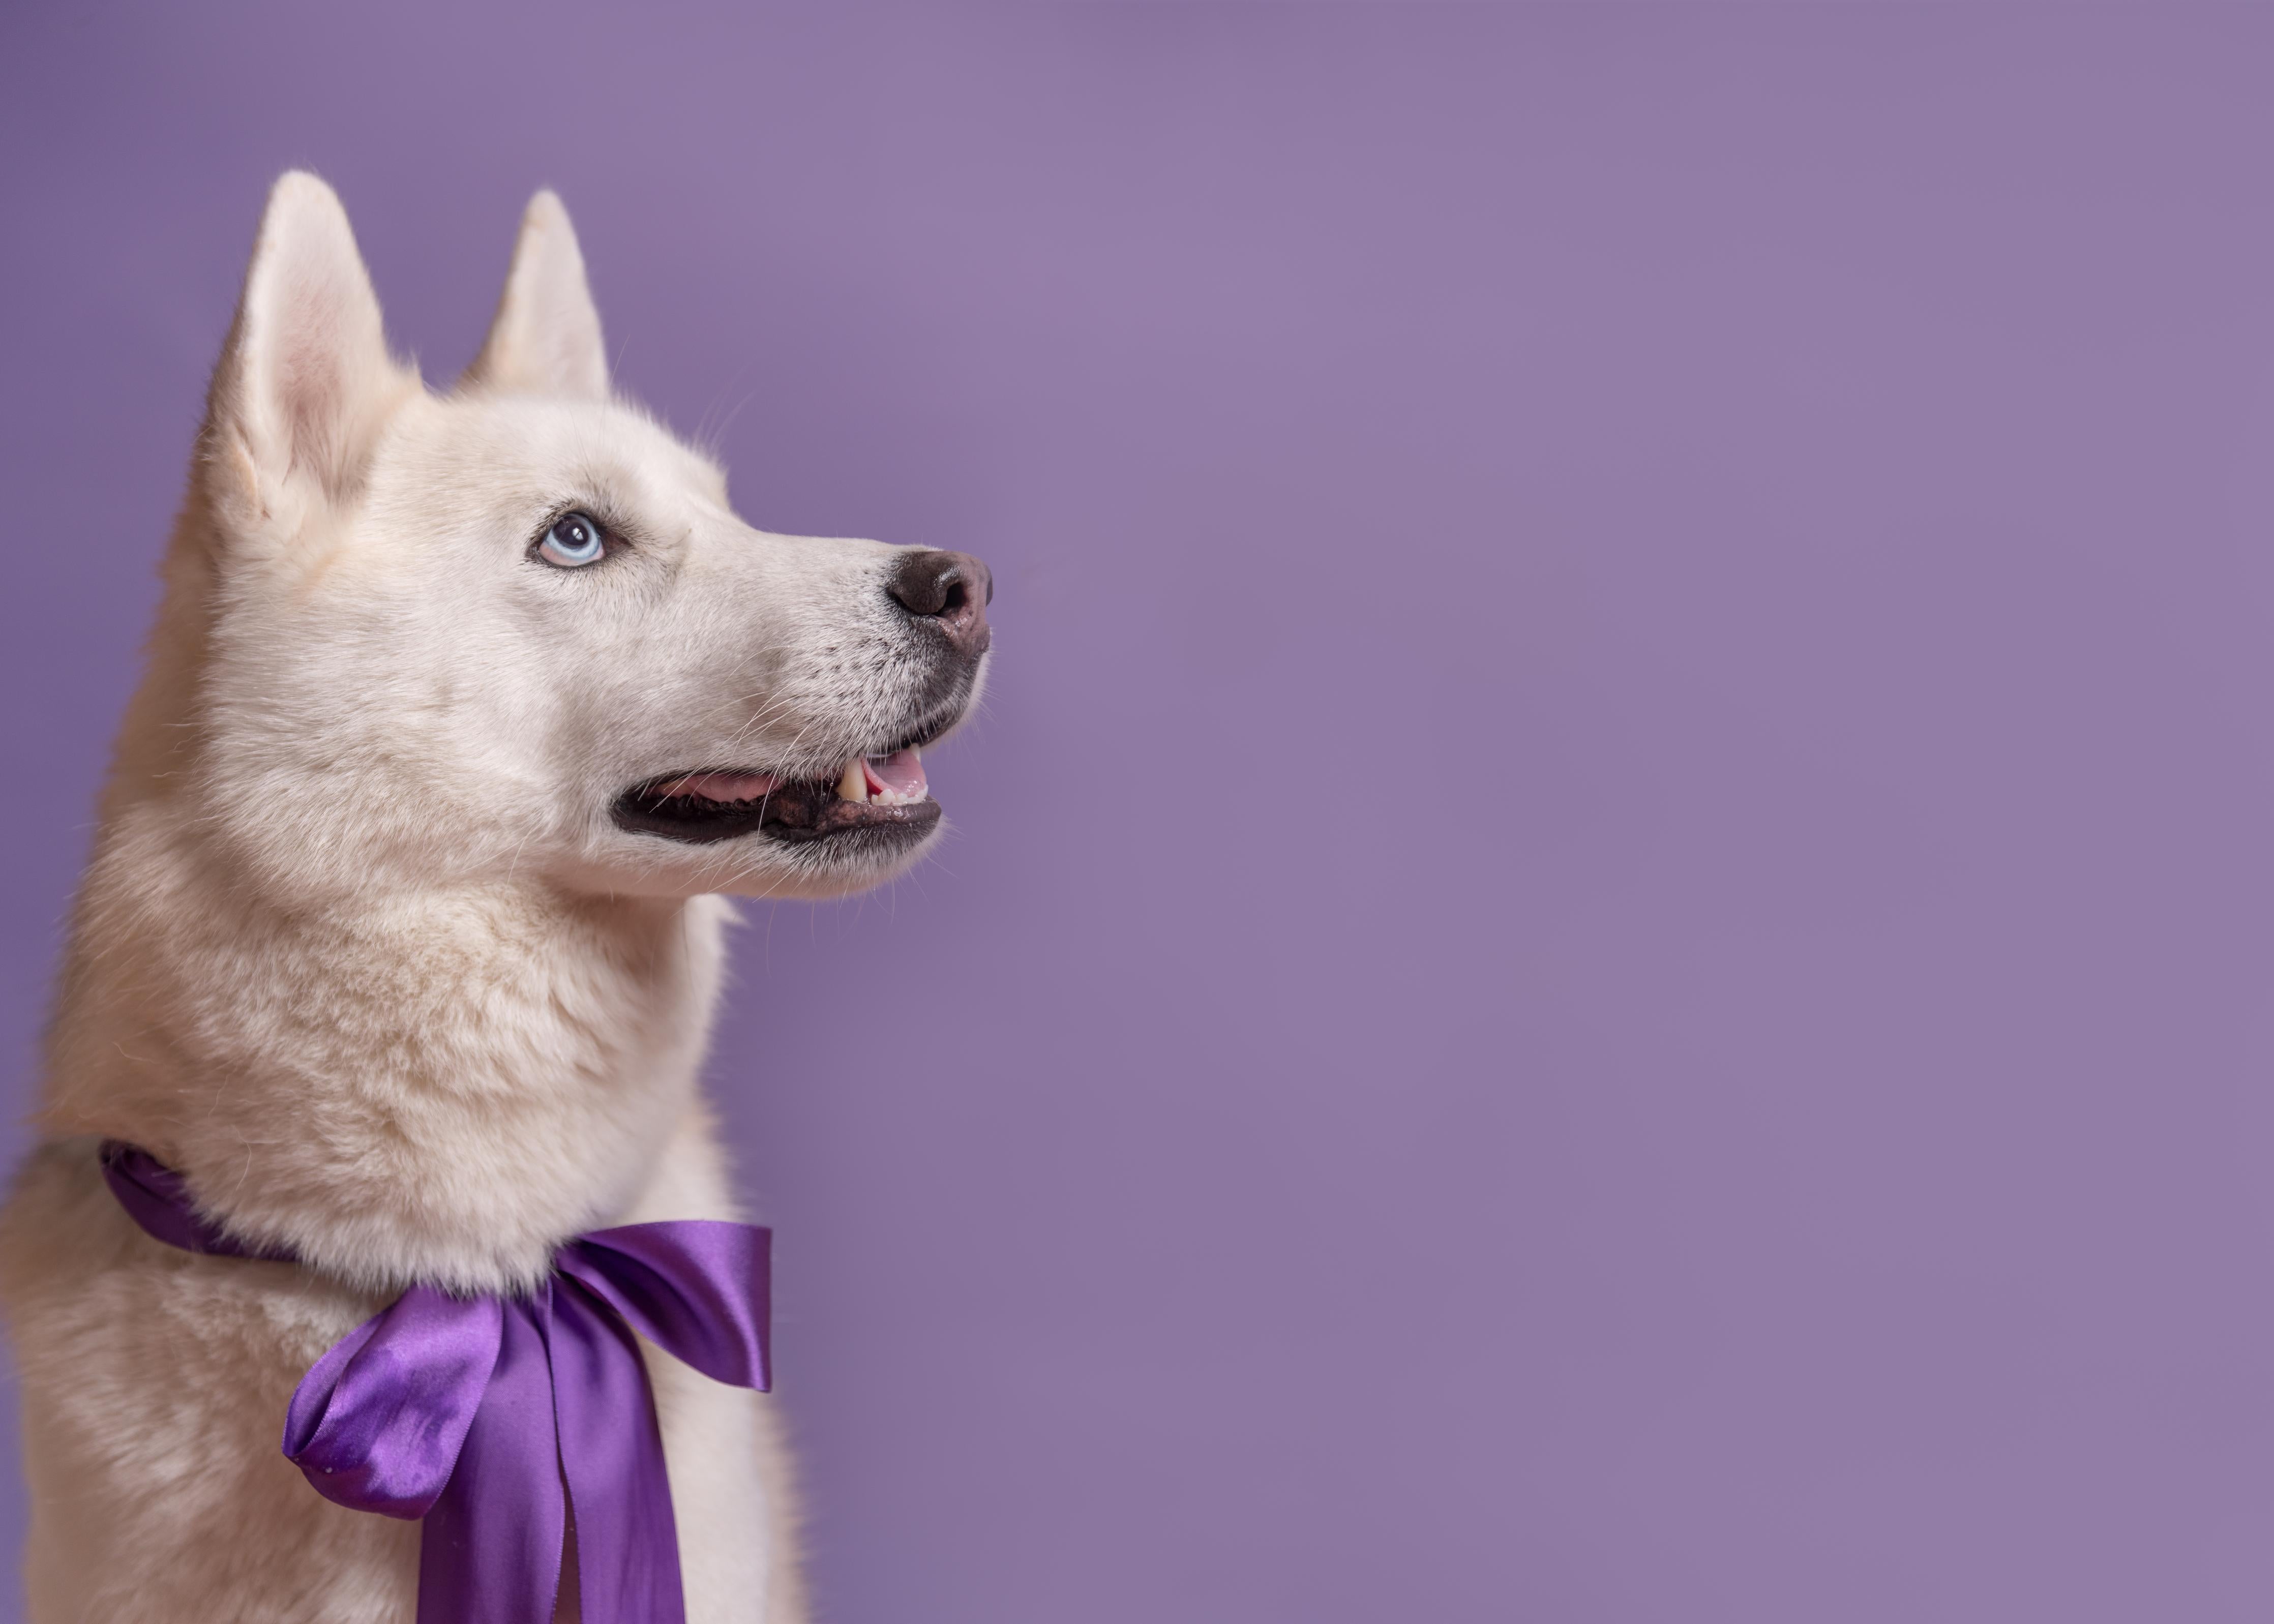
41;550;730;1294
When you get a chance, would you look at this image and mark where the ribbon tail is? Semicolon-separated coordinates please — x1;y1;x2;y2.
556;1221;772;1391
549;1277;686;1624
417;1296;568;1624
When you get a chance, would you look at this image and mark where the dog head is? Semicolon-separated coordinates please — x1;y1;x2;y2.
169;173;989;904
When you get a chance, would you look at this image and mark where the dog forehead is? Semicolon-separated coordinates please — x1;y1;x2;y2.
375;392;731;525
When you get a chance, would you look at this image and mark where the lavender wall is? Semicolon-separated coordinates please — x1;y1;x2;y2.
4;5;2271;1619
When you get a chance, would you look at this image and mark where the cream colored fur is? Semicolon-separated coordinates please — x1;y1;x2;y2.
0;172;975;1621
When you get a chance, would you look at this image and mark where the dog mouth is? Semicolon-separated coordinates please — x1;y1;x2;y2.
612;746;941;847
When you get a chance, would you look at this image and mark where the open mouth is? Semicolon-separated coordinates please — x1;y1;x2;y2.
613;746;941;846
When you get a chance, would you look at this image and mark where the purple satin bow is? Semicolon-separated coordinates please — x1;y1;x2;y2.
100;1141;771;1624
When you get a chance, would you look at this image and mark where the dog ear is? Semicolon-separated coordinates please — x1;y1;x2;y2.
463;190;609;401
203;172;411;536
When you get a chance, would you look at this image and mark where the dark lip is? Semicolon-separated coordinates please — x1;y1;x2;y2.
615;681;976;849
612;772;942;848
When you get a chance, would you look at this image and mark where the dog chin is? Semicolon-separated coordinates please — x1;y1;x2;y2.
569;820;945;904
719;822;947;901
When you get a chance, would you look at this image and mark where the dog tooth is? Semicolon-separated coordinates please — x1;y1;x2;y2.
835;761;868;803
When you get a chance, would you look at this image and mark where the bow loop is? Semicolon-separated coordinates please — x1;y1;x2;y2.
281;1286;504;1520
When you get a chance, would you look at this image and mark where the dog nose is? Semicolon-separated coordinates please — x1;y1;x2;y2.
885;548;992;658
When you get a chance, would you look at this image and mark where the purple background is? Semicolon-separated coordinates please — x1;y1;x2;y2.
3;5;2272;1619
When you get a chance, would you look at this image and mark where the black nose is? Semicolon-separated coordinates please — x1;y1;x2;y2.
885;548;992;659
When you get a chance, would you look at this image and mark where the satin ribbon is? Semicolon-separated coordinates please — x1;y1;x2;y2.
100;1141;771;1624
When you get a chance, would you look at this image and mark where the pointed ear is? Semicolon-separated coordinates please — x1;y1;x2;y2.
463;190;608;401
204;171;411;530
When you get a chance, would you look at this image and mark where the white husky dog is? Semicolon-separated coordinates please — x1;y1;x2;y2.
0;172;991;1622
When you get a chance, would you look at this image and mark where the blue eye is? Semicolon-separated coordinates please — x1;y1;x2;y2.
536;512;608;567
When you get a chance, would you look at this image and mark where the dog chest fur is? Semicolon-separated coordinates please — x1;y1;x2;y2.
3;811;799;1621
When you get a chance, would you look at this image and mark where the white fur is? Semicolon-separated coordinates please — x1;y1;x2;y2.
0;172;979;1621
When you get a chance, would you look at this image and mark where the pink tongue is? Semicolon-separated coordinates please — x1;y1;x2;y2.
668;772;777;803
861;748;928;800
